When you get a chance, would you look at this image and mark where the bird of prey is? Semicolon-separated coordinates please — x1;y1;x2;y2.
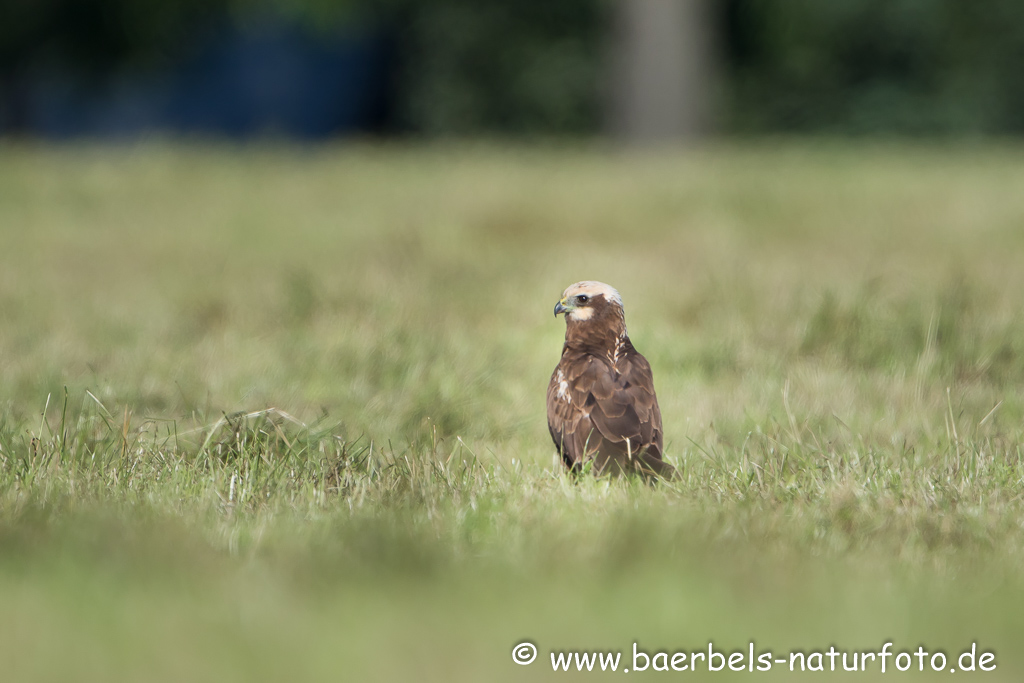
547;281;676;479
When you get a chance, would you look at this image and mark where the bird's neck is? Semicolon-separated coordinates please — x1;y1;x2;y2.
564;309;627;350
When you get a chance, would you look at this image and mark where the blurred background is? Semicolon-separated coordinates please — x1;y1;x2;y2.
7;3;1024;682
4;0;1024;142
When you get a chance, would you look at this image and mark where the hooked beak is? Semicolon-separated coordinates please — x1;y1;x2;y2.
553;299;569;317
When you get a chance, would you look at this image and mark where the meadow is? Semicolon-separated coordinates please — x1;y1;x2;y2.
2;141;1024;680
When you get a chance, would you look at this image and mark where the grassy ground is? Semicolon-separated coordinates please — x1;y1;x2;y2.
2;141;1024;680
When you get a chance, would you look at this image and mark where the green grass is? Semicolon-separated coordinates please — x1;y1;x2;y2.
3;141;1024;680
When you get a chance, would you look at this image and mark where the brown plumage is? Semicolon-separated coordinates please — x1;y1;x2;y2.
547;281;676;479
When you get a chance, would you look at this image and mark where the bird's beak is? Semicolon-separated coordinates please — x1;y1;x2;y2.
554;299;569;317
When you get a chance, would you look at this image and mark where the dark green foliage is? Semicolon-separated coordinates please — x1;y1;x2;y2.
7;0;1024;135
0;0;608;135
0;0;222;71
381;0;608;135
725;0;1024;134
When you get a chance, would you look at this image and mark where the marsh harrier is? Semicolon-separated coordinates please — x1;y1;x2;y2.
547;281;675;479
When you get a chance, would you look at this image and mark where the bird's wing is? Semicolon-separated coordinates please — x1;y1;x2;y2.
548;347;667;475
583;350;661;459
611;350;671;477
547;355;593;469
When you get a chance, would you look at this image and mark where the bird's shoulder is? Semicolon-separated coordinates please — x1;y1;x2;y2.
553;337;654;395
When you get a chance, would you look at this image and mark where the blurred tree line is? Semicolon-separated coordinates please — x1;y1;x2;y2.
3;0;1024;136
726;0;1024;134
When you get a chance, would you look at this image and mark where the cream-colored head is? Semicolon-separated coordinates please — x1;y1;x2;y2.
553;281;623;322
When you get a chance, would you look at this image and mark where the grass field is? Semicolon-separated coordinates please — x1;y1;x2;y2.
2;141;1024;681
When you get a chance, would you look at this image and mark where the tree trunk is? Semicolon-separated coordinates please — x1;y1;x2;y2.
608;0;715;144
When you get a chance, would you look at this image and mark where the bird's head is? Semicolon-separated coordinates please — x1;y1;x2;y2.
554;281;625;331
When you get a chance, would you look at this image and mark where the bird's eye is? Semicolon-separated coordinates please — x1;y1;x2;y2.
577;295;589;304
